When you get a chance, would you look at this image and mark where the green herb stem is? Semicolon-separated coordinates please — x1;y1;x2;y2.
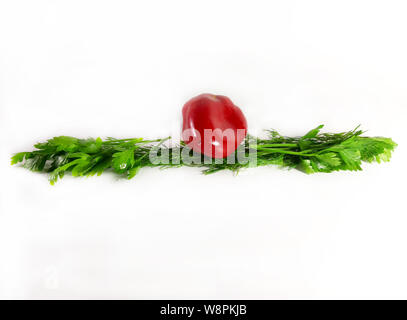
11;125;397;184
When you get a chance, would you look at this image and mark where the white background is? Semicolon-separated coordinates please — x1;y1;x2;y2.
0;0;406;299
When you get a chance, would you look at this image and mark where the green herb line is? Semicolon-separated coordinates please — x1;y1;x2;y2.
11;125;397;184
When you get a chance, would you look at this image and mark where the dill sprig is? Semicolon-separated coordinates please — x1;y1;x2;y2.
11;125;397;184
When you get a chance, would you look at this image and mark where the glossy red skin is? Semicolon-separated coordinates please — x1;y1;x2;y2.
182;94;248;158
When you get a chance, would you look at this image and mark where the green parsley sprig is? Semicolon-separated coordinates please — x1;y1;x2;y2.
11;125;397;184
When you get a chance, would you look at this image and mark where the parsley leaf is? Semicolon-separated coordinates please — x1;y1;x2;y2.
11;127;397;184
